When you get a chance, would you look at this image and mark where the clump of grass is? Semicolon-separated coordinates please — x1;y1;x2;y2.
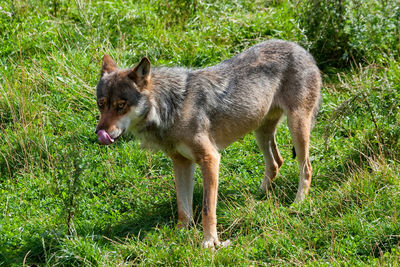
322;62;400;160
298;0;400;68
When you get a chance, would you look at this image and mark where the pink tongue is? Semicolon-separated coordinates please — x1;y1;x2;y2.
97;130;114;145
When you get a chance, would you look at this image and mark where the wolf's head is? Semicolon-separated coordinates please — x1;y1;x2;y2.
95;55;152;145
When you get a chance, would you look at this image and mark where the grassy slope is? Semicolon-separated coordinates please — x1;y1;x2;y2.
1;0;400;265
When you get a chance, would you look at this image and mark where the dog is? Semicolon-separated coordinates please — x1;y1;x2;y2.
95;40;321;248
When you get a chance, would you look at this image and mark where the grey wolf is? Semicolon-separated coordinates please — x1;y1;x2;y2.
95;40;322;248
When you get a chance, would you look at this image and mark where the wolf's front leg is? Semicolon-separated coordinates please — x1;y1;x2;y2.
197;145;221;248
172;154;195;227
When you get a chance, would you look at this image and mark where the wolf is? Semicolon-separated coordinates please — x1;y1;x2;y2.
95;40;321;248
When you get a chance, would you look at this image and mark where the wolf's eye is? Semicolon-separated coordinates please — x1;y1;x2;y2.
117;102;126;111
97;97;107;109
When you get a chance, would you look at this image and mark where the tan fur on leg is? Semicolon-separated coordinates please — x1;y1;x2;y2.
192;136;221;248
255;111;284;193
171;154;195;227
287;112;313;202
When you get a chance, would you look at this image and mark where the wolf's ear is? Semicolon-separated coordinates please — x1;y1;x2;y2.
101;54;118;76
129;57;151;83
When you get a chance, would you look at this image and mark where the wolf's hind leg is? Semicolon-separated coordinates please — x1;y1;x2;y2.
172;154;195;228
255;111;283;193
287;111;313;202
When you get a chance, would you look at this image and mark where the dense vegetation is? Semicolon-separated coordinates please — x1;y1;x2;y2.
1;0;399;265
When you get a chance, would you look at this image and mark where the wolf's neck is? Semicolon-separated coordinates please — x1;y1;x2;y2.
140;67;189;135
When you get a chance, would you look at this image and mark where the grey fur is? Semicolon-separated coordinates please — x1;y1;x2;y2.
133;40;320;151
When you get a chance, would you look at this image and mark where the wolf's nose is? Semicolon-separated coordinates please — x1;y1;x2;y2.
95;129;99;134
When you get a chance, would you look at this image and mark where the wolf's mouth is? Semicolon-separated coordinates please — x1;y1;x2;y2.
97;130;115;145
97;129;125;145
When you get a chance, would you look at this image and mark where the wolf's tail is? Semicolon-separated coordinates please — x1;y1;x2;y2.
292;94;322;159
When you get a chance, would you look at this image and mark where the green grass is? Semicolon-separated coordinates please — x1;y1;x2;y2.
1;0;400;265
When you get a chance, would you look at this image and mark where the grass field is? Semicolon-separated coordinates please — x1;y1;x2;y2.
1;0;400;265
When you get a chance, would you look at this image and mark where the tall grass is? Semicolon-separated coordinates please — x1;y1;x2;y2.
298;0;400;68
1;0;399;265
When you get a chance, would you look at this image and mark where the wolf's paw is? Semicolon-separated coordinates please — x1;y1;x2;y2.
202;238;231;250
259;177;272;194
294;191;306;203
294;196;304;203
218;239;232;248
202;236;220;249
